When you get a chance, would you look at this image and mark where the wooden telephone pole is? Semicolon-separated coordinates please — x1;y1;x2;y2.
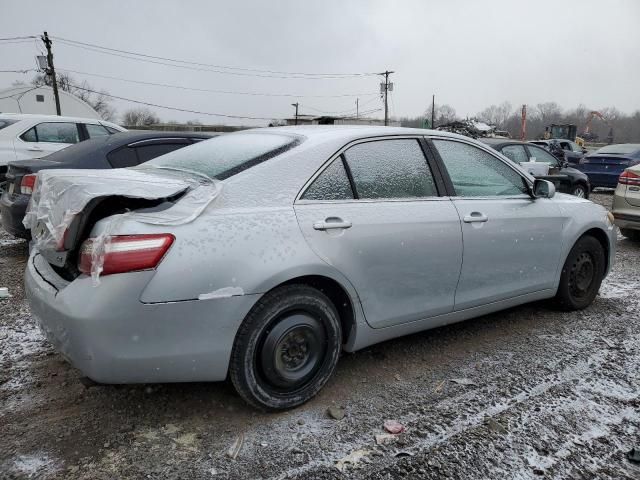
380;70;394;126
41;32;61;116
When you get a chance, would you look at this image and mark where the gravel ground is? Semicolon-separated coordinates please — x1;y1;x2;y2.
1;191;639;479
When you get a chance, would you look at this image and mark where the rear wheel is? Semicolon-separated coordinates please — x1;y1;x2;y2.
229;285;342;410
554;235;605;310
570;183;589;199
621;228;640;242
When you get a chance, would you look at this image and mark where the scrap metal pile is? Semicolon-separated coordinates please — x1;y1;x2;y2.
436;120;510;139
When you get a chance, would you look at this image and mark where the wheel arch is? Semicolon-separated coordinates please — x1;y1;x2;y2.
262;273;360;349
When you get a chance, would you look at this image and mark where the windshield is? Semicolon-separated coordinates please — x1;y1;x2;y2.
596;144;640;155
138;131;300;180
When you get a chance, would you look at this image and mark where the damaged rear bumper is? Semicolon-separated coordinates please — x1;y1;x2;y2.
25;253;259;384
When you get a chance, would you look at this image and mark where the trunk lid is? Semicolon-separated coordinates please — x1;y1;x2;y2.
5;158;65;196
25;167;220;279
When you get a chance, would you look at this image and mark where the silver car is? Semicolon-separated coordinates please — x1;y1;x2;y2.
25;126;616;410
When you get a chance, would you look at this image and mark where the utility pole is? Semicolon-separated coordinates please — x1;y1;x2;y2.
41;31;61;116
379;70;394;126
520;104;527;141
356;98;359;119
431;94;435;129
291;102;299;125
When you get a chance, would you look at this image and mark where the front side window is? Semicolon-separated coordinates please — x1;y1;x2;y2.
24;122;80;144
85;124;111;139
302;159;353;200
527;145;560;167
343;139;437;199
141;132;300;180
433;139;528;197
500;145;529;164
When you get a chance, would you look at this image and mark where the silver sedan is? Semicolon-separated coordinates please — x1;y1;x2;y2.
25;126;616;410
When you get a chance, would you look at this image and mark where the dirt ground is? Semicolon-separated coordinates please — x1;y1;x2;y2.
1;191;639;479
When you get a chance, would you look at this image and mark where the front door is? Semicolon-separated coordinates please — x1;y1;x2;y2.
431;138;565;311
294;138;463;328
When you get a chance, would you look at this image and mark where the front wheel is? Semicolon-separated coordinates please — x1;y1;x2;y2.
229;285;342;410
554;235;605;310
570;183;589;199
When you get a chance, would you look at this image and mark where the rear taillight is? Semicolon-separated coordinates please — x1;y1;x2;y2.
20;174;37;194
78;234;174;276
618;170;640;186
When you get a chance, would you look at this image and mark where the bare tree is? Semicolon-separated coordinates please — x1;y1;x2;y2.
122;107;160;126
31;73;116;121
534;102;562;126
477;102;513;128
424;103;457;126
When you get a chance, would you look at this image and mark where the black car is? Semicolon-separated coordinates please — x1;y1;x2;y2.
0;131;215;238
481;138;590;198
529;139;587;164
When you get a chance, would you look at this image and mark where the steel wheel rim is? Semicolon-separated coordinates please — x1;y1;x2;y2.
574;187;585;198
569;252;595;298
259;312;326;391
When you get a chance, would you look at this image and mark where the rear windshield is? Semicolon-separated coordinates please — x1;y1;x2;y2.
0;118;18;130
596;144;640;155
139;131;300;180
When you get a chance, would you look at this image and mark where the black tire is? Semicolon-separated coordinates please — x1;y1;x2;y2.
621;228;640;241
229;284;342;410
554;235;605;311
570;183;589;199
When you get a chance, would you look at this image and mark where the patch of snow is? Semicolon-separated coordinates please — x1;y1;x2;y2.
12;453;60;478
198;286;244;300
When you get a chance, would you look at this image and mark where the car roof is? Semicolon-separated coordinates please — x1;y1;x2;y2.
250;125;470;143
0;112;115;123
41;130;216;164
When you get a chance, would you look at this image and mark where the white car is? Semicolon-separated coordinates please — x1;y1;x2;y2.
0;113;125;181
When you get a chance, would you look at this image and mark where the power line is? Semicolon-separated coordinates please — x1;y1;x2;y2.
0;35;38;41
0;68;35;73
66;83;288;121
51;35;379;78
56;67;380;99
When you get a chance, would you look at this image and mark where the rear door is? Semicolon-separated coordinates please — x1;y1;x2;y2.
14;122;80;160
430;138;565;311
294;137;463;328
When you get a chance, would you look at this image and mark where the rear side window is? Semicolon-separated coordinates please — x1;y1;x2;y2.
107;147;138;168
433;139;528;197
21;122;80;144
343;139;437;199
302;159;353;200
500;145;529;164
85;124;111;138
140;132;300;180
136;143;187;164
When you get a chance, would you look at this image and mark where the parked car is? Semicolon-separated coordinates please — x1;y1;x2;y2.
612;163;640;241
0;113;125;183
0;131;214;238
530;139;586;164
575;144;640;189
25;127;616;410
481;138;590;198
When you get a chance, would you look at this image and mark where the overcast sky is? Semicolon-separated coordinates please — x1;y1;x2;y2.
1;0;639;125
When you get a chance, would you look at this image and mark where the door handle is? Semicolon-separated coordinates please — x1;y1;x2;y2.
313;217;352;230
463;212;489;223
27;146;43;151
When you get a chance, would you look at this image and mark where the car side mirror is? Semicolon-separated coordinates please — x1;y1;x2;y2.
532;179;555;199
